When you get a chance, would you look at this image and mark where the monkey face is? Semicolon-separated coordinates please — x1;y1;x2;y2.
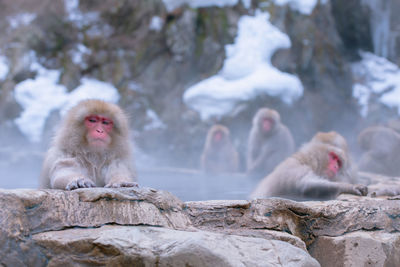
213;130;224;142
325;152;342;179
260;118;274;134
84;114;113;149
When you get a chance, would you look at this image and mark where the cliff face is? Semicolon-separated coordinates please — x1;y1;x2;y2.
0;0;400;171
1;186;400;266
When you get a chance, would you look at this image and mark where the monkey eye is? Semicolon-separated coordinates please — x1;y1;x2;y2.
85;115;100;123
102;119;113;125
329;152;342;168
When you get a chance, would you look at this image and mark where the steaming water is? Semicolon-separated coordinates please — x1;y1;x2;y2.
0;162;258;201
138;168;258;201
0;162;41;189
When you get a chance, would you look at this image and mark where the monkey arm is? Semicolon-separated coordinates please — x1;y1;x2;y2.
297;175;367;200
104;159;137;187
49;157;90;190
247;145;278;176
246;131;260;168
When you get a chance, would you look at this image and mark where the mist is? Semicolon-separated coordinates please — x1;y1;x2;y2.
1;0;400;201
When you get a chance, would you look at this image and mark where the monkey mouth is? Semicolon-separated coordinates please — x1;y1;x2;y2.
89;139;110;146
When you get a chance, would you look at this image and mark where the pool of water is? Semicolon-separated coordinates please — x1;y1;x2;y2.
137;168;258;201
0;159;258;202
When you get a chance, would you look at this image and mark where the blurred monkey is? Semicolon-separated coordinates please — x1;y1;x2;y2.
40;99;137;190
250;132;367;200
357;126;400;177
247;108;295;179
201;124;239;173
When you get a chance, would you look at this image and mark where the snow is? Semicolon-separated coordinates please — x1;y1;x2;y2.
352;51;400;116
183;11;303;120
149;16;164;32
162;0;250;12
70;44;91;65
274;0;319;15
144;110;167;131
0;56;8;80
61;78;120;115
64;0;100;29
14;63;119;143
8;13;36;29
162;0;320;14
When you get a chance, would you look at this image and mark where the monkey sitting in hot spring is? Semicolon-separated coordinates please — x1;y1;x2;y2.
250;132;368;201
40;99;137;190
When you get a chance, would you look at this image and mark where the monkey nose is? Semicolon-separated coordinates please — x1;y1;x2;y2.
96;129;104;133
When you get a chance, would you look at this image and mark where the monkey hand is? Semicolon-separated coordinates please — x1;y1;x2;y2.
105;181;139;188
66;178;96;190
352;184;368;196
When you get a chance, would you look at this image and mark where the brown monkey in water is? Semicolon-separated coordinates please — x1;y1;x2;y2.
246;108;295;179
357;126;400;177
40;99;137;190
250;132;367;200
201;124;239;173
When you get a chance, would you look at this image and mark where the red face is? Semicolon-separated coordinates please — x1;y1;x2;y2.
84;115;113;149
213;131;223;142
326;152;342;179
261;118;273;133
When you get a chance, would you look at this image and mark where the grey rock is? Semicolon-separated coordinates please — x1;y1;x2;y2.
309;231;400;267
2;187;400;265
0;187;192;265
186;197;400;245
33;225;320;267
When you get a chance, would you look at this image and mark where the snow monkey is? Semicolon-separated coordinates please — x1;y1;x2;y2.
250;131;368;200
246;108;295;179
357;126;400;177
40;99;137;190
201;124;239;173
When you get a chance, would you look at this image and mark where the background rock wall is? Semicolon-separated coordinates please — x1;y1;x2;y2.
0;0;399;173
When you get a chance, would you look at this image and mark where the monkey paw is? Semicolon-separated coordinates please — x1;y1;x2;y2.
104;181;139;188
353;184;368;196
66;178;96;190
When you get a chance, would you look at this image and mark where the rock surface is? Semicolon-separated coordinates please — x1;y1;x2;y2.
309;231;400;267
0;187;192;266
33;225;319;267
1;184;400;266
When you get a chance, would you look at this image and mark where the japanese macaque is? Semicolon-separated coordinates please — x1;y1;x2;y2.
250;132;367;200
201;124;239;173
357;126;400;177
246;108;295;179
40;99;137;190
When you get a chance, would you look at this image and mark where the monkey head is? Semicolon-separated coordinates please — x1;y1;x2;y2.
253;108;280;136
208;124;229;146
57;99;130;155
312;131;349;152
